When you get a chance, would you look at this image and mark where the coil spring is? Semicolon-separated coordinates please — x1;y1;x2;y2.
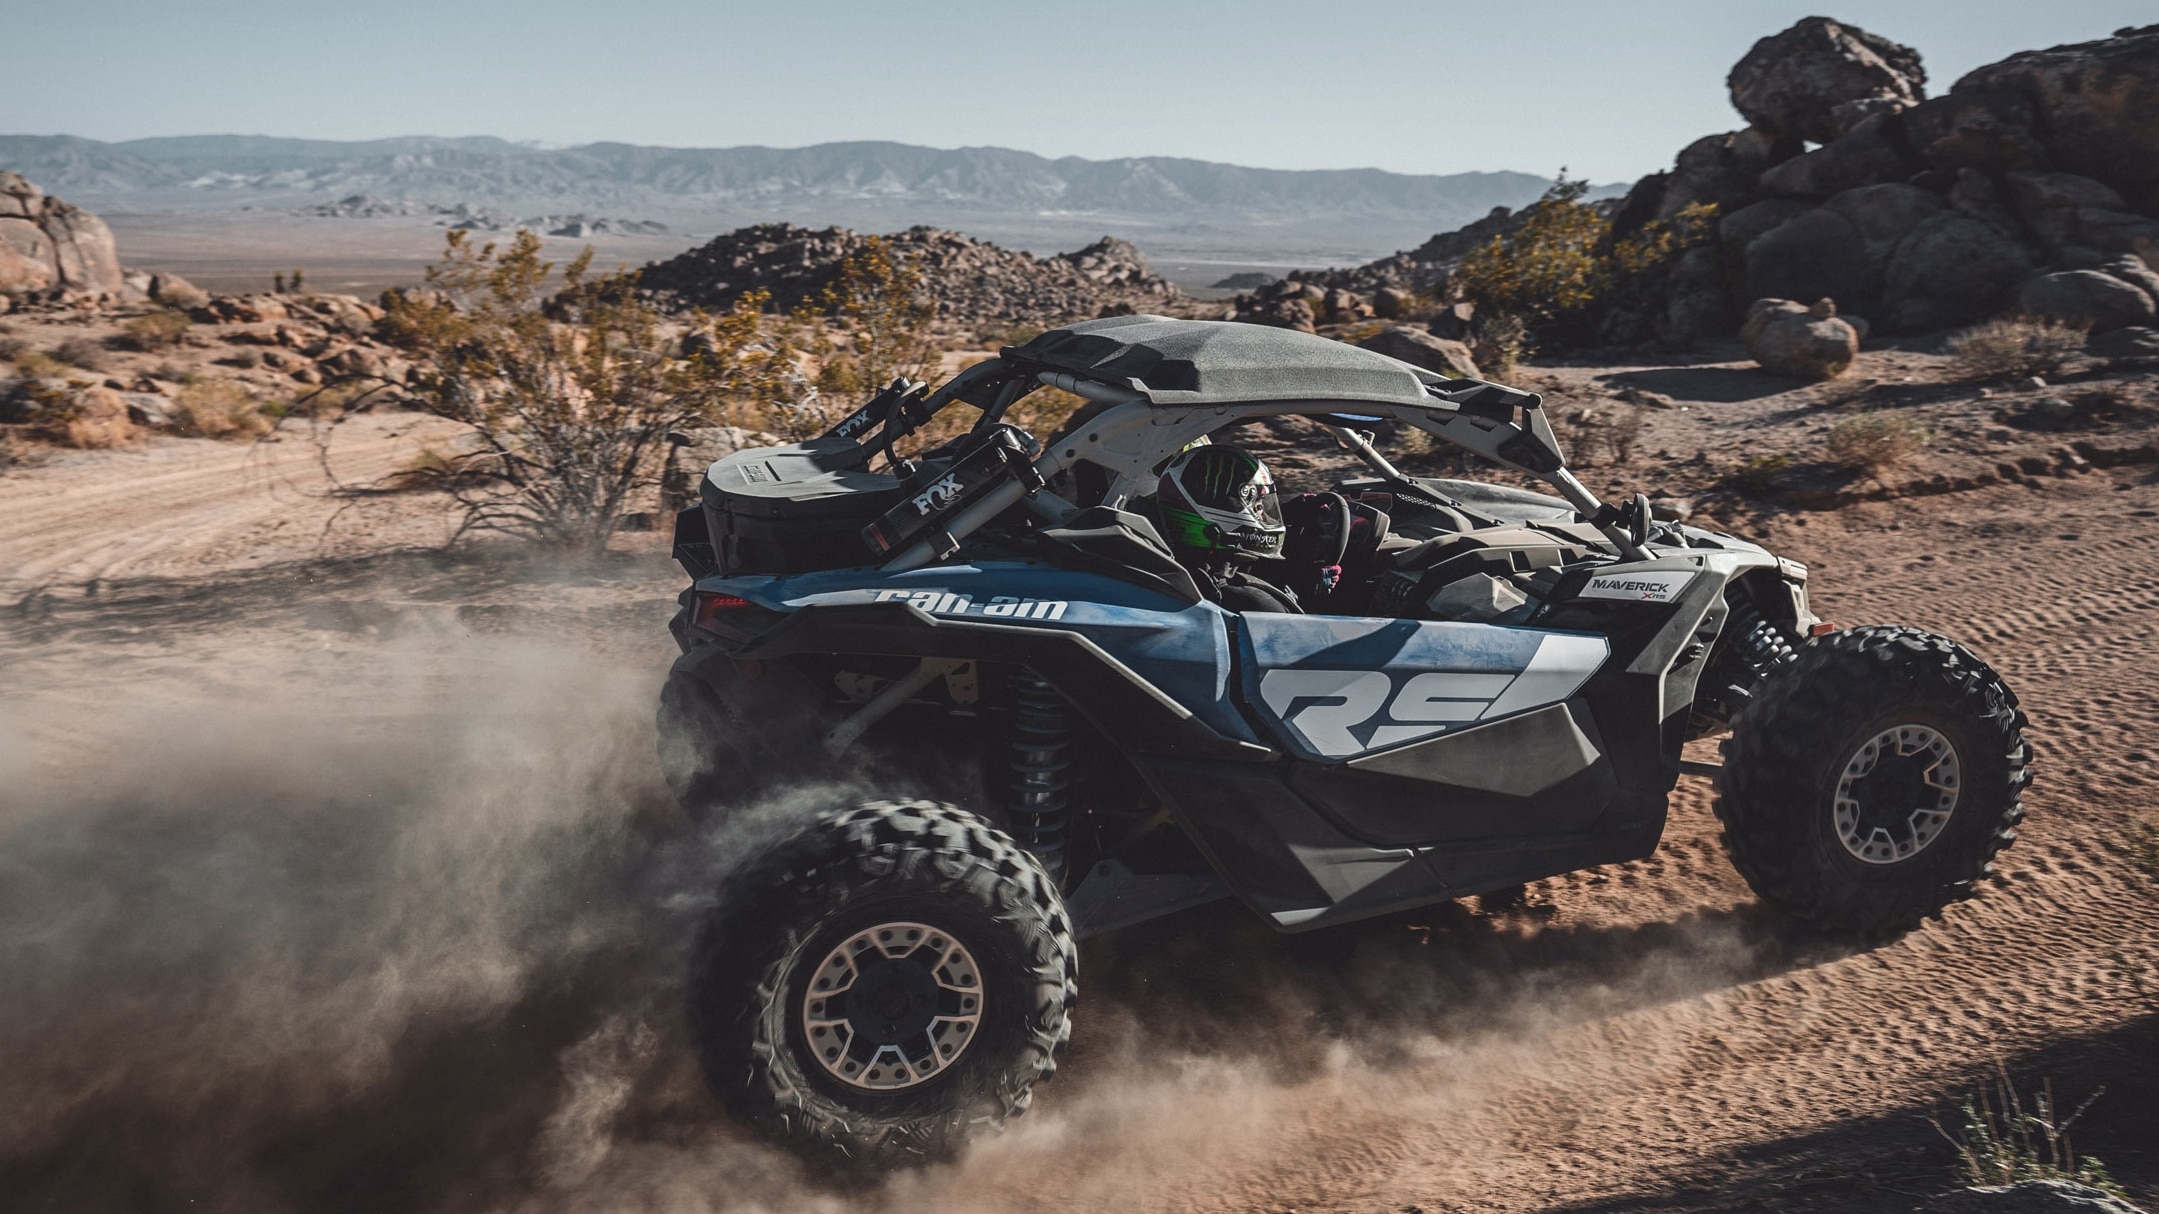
1006;669;1073;882
1727;595;1799;679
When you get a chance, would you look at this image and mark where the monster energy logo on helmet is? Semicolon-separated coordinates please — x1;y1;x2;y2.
1157;445;1286;557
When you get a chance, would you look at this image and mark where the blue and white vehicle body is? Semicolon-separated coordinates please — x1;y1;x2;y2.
664;317;1818;936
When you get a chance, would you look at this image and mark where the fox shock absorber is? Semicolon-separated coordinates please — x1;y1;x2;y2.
1006;669;1074;882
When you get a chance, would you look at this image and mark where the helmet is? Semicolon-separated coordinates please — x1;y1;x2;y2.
1157;445;1285;558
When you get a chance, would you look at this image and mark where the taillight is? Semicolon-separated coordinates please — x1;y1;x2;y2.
691;591;755;633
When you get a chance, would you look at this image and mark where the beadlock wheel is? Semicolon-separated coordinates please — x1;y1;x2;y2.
802;921;985;1090
1833;723;1962;864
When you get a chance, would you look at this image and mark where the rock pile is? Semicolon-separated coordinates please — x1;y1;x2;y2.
1223;205;1554;331
1597;18;2159;344
0;171;125;306
631;223;1180;328
1284;19;2159;352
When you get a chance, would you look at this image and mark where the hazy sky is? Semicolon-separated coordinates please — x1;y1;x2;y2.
9;1;2149;181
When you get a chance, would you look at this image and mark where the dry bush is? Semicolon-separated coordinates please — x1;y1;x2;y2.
113;310;193;351
1948;316;2088;382
1935;1065;2124;1197
52;337;109;372
383;230;772;553
171;380;273;440
1562;403;1647;466
0;333;30;363
1826;413;1929;475
2111;816;2159;878
1479;312;1533;379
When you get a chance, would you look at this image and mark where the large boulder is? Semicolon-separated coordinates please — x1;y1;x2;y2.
0;171;126;301
1953;24;2159;211
1742;297;1861;379
1356;326;1480;379
1825;183;1948;262
1747;209;1872;311
1881;212;2035;331
1902;89;2051;176
1728;17;1927;144
1657;129;1793;219
1719;198;1814;251
2018;269;2158;331
1756;131;1917;200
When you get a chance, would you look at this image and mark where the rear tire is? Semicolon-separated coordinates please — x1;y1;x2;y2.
689;800;1077;1166
656;655;827;822
1716;625;2031;935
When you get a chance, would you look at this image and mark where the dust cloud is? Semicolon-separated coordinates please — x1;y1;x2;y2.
0;616;1787;1214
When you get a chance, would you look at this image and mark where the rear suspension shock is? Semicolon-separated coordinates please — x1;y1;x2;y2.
1006;669;1073;882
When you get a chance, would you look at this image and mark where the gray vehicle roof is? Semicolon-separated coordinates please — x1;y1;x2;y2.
1005;315;1446;408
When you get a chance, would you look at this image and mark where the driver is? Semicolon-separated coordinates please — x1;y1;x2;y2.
1152;444;1305;613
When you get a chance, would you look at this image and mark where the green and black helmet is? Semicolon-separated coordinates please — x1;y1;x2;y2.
1157;445;1285;558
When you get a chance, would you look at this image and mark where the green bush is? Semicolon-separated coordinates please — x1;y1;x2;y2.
1826;413;1929;475
1730;453;1792;493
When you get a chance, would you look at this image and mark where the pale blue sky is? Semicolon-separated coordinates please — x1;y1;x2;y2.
12;1;2150;180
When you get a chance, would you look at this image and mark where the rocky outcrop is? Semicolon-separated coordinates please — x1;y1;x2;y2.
0;171;124;303
631;223;1179;328
1742;297;1861;379
1595;19;2159;343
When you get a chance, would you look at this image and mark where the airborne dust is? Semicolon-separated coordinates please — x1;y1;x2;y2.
0;565;1806;1214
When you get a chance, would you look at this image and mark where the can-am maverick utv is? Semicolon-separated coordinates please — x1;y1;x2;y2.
660;316;2029;1163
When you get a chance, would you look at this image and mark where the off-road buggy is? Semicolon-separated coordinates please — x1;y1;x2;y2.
660;316;2030;1163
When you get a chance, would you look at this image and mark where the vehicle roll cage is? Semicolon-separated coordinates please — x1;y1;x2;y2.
824;353;1653;574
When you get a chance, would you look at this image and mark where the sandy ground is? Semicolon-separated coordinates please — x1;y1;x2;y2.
1;394;2155;1213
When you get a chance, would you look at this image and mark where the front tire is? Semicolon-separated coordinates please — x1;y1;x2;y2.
1716;625;2031;935
690;800;1077;1165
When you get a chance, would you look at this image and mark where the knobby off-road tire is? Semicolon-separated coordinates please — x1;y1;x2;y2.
690;800;1077;1166
656;653;828;823
1716;625;2031;935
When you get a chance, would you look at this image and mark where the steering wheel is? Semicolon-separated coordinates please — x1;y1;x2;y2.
1285;491;1352;568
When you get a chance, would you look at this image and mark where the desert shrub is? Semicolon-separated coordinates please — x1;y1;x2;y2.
1948;316;2088;382
1936;1066;2124;1197
170;380;273;440
114;310;193;351
1456;176;1715;351
1478;312;1533;378
1825;413;1929;475
383;229;785;554
52;337;108;372
0;333;29;362
1731;453;1793;493
812;236;937;400
2111;816;2159;878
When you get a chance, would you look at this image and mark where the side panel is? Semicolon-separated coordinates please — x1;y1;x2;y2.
714;562;1258;745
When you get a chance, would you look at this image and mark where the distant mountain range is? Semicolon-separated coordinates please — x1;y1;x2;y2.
0;134;1618;264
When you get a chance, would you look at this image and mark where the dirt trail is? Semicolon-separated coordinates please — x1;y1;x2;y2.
0;412;456;601
0;432;2153;1213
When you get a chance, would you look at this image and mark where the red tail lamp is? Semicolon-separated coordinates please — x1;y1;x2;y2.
691;591;755;633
